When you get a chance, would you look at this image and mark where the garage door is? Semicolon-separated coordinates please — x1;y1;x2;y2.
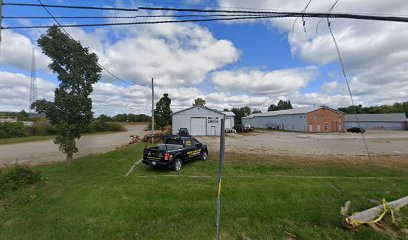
191;118;207;136
225;118;231;129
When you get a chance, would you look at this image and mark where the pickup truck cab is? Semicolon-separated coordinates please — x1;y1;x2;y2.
142;135;208;171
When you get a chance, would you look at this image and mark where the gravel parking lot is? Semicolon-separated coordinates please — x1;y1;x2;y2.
199;130;408;157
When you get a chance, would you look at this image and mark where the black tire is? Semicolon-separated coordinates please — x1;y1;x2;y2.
173;158;182;172
201;150;208;161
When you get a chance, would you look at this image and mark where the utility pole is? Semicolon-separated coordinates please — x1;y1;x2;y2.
216;118;225;240
0;0;3;58
151;78;154;144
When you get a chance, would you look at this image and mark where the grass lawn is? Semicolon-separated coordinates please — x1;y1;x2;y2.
1;144;407;239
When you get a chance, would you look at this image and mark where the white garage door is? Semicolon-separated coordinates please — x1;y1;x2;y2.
191;118;207;136
225;118;231;129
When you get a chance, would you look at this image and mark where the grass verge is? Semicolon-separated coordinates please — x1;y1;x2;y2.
0;144;407;239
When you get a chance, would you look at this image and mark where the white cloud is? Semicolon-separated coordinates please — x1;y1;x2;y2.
0;30;50;71
217;0;408;105
211;66;318;95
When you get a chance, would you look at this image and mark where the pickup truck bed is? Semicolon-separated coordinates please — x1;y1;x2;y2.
142;136;208;171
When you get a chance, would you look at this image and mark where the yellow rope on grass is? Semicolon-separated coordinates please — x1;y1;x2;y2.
345;198;397;228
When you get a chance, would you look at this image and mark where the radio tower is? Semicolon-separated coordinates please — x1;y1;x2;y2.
29;46;37;113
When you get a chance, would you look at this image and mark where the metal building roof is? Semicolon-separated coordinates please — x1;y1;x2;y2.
172;106;225;116
243;106;322;119
345;113;406;122
222;111;236;116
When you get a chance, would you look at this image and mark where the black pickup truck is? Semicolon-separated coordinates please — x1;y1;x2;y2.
142;135;208;171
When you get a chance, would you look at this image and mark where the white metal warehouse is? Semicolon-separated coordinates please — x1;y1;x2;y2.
345;113;406;130
172;106;235;136
242;106;345;133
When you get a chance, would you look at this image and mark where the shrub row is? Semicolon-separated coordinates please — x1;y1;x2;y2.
0;121;125;138
84;121;125;133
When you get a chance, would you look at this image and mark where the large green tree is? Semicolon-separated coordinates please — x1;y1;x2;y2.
231;106;251;124
154;93;172;129
193;98;206;106
31;26;102;162
268;100;293;112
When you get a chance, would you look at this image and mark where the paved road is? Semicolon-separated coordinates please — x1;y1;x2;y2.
0;125;148;166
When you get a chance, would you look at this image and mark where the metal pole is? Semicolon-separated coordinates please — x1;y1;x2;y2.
151;78;154;144
216;118;225;240
0;0;3;59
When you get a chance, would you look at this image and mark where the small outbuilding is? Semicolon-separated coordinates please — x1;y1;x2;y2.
172;106;232;136
345;113;406;130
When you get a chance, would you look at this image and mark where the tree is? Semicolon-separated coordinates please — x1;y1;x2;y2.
231;106;251;124
338;102;408;117
268;100;293;111
193;98;206;106
17;110;30;121
155;93;172;129
31;26;102;162
98;114;111;122
252;109;262;114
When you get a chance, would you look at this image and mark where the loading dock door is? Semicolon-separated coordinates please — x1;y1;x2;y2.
191;118;207;136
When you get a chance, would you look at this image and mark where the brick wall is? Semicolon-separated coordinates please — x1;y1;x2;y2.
306;108;345;133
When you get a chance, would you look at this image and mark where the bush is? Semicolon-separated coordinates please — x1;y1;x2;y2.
25;123;58;136
1;165;41;191
0;122;28;138
85;121;125;133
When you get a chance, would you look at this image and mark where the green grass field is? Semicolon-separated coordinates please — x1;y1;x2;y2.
1;144;407;239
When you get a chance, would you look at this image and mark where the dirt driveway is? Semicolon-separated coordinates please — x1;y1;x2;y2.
198;130;408;157
0;124;148;166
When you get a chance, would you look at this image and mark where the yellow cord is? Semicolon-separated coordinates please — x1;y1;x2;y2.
345;198;397;228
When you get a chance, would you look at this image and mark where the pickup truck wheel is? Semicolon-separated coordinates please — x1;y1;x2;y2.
173;158;182;171
201;151;208;161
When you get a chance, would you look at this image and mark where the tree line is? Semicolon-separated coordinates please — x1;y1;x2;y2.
98;113;151;122
338;102;408;117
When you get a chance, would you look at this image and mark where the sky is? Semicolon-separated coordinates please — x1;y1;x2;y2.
1;0;408;116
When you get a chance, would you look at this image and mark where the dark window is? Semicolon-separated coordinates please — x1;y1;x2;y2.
191;138;200;146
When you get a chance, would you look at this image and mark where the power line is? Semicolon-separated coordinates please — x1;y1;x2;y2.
3;14;268;19
326;19;372;162
1;15;285;29
35;0;145;87
3;2;139;11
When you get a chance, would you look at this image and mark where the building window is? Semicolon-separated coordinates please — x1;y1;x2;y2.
321;114;325;120
309;124;313;132
339;125;342;131
313;114;317;122
317;125;321;132
325;124;329;131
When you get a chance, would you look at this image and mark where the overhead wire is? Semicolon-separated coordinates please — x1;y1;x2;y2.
3;14;270;19
316;0;339;34
2;15;286;29
292;0;312;34
326;17;372;162
34;0;146;87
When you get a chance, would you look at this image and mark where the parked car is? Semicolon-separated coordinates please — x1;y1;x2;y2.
347;127;366;133
142;135;208;171
178;128;190;137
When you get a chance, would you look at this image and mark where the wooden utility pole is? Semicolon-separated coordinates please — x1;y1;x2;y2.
151;78;154;144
